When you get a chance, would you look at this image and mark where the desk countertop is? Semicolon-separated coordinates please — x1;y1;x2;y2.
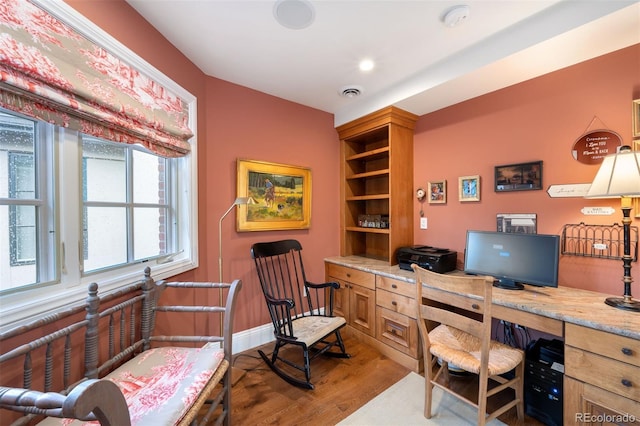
325;256;640;341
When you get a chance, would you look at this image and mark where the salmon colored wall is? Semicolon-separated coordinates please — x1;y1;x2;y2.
60;1;640;332
66;0;341;334
413;44;640;296
200;78;340;331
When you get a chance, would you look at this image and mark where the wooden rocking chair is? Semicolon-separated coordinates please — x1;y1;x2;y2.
250;239;350;389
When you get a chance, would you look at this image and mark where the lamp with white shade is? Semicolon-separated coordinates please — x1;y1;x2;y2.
585;145;640;311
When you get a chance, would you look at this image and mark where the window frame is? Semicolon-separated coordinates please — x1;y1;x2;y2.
0;0;199;332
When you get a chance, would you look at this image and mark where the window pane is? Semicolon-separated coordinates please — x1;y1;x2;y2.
10;153;35;198
1;205;37;289
12;205;36;263
8;153;36;266
1;111;40;291
133;149;166;204
134;207;167;260
84;206;127;272
83;139;126;202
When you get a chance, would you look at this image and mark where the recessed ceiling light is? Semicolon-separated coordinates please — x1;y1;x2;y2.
273;0;315;30
359;59;375;72
442;5;470;28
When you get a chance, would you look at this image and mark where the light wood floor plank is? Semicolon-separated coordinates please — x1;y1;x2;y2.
228;335;544;425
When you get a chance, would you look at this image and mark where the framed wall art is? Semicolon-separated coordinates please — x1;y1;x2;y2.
428;180;446;204
458;175;480;202
495;161;542;192
633;99;640;138
236;159;311;231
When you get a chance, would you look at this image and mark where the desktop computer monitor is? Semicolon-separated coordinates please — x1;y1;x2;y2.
464;230;560;290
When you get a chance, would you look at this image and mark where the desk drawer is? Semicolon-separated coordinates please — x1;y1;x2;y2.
376;288;416;319
376;306;419;357
565;346;640;403
327;264;375;290
376;275;415;299
566;323;640;367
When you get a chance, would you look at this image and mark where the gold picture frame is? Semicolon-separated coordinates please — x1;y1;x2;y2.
633;99;640;138
428;180;447;204
459;175;480;202
236;159;311;231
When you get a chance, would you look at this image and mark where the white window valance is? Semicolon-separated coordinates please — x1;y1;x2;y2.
0;0;193;157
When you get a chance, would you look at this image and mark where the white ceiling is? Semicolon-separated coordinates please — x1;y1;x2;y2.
126;0;640;126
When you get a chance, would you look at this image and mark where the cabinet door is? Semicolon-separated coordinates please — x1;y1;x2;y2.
332;279;349;321
565;377;640;425
349;284;376;337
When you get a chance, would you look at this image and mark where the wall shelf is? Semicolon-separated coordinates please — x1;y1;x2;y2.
337;106;417;264
561;222;638;261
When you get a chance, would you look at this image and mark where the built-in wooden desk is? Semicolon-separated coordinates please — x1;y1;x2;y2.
325;256;640;425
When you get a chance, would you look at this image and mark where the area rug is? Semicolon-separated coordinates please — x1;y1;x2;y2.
337;372;506;425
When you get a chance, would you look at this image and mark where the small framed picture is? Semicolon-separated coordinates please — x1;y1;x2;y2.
428;180;446;204
458;175;480;202
494;161;542;192
633;99;640;138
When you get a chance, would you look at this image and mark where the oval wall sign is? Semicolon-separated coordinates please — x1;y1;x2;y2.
571;130;622;165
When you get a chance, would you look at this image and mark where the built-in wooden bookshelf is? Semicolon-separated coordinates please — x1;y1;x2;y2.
336;106;417;264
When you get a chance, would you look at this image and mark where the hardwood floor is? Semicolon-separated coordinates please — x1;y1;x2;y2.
229;334;545;425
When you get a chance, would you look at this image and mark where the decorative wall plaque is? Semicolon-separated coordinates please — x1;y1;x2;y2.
547;183;591;198
581;207;615;215
571;129;622;165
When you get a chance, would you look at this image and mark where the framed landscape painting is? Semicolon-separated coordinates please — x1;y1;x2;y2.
236;159;311;231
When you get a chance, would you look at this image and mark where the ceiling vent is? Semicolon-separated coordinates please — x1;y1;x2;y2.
339;86;363;98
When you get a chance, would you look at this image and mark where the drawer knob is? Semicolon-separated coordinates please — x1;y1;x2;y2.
392;284;398;289
346;273;351;278
621;347;633;356
391;301;397;306
621;379;632;388
472;303;480;310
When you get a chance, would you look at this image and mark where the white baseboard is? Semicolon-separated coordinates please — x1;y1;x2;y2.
231;308;325;354
231;322;275;354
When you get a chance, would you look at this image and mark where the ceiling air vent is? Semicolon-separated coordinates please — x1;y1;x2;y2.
339;86;363;98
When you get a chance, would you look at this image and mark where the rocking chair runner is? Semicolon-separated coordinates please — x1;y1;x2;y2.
250;239;350;389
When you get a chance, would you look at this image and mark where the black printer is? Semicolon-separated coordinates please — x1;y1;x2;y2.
397;246;457;273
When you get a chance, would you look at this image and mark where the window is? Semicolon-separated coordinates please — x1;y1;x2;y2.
1;111;52;291
82;137;175;273
0;1;198;331
0;111;197;330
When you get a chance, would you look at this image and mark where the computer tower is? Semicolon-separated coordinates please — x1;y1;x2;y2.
524;338;564;426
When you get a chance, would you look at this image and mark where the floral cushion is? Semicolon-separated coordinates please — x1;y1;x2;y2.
292;315;347;347
37;344;225;426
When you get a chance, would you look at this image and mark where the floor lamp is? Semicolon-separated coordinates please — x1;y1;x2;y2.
218;196;254;384
585;145;640;312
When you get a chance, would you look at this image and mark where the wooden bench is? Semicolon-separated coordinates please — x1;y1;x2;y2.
0;267;242;426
